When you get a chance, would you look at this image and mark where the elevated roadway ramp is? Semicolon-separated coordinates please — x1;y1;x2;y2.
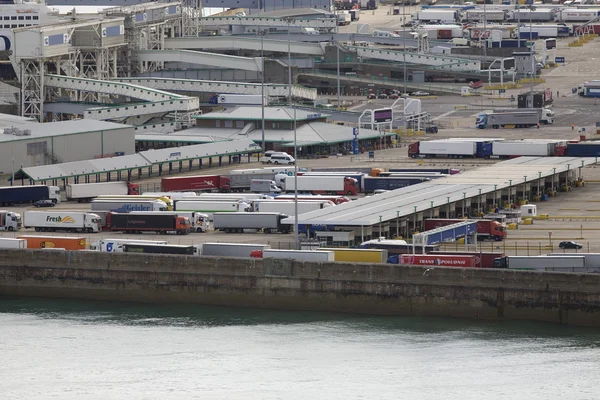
165;37;326;56
136;50;263;72
114;77;317;101
44;74;199;122
352;46;481;72
198;16;337;30
298;71;463;95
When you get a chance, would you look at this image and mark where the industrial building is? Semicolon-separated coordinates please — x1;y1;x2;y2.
0;116;134;176
135;106;396;155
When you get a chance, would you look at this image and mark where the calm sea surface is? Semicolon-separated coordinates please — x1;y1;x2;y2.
1;296;599;400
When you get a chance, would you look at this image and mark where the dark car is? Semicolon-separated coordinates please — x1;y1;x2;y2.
377;93;389;99
559;241;583;249
34;199;55;208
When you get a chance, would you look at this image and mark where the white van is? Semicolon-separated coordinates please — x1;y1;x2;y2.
260;151;294;164
372;30;400;38
269;153;295;165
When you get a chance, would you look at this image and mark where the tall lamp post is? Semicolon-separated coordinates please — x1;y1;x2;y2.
402;0;407;95
287;19;299;250
335;4;340;108
260;28;266;151
529;6;536;108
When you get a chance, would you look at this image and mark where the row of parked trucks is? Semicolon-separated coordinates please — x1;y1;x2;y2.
409;138;600;159
415;7;600;24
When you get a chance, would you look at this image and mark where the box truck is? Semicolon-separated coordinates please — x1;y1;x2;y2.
577;81;600;98
174;200;250;219
423;219;507;241
90;238;169;252
253;249;335;262
0;185;60;206
253;200;332;216
161;175;231;192
91;199;168;213
213;212;292;234
65;182;140;203
18;235;87;250
134;211;210;232
201;242;272;258
108;213;191;235
0;237;27;249
281;175;359;195
0;210;21;231
23;211;102;233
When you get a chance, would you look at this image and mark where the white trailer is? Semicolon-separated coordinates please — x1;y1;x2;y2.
547;253;600;271
201;242;271;258
499;255;586;271
253;200;333;216
465;26;516;39
281;175;359;195
229;167;301;175
23;211;102;233
91;199;168;212
464;10;506;22
508;8;555;22
174;200;250;219
0;238;27;249
555;8;599;22
142;192;197;201
213;212;291;233
0;210;21;231
198;193;267;201
261;249;335;262
491;141;555;157
90;238;169;252
417;10;458;23
66;182;137;203
419;140;477;157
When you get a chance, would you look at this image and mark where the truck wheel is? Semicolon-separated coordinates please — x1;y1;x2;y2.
274;161;279;165
88;228;93;233
492;125;499;129
35;227;40;232
52;199;57;204
8;227;13;232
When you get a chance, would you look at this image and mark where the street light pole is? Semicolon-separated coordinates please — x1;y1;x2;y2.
529;6;535;108
260;28;266;151
402;1;407;94
335;4;340;108
288;20;299;250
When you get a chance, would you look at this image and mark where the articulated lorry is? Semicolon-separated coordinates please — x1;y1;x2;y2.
18;235;87;250
122;243;198;256
213;212;291;234
227;170;283;192
423;218;507;241
134;211;210;232
281;175;359;195
493;255;586;271
577;81;600;98
23;211;102;233
475;109;554;129
200;242;272;258
108;212;191;235
90;238;168;252
0;185;60;206
252;200;333;216
0;210;21;231
65;182;139;203
161;175;231;192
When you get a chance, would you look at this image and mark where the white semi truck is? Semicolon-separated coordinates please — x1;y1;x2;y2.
90;238;168;252
213;212;291;234
23;211;102;233
65;182;140;203
174;200;250;220
0;210;21;231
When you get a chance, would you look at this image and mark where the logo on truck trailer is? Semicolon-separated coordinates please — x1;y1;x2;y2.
46;216;75;223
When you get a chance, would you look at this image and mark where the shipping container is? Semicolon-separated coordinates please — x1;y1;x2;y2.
108;212;191;235
160;175;231;192
90;238;168;252
201;242;271;258
213;212;291;234
66;182;139;202
0;185;61;206
24;211;102;233
0;238;27;249
18;235;86;250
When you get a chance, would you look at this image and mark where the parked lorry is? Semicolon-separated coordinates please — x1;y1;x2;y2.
253;200;332;216
393;254;478;268
250;179;281;193
95;195;174;210
518;24;569;38
90;238;168;252
565;143;600;157
161;174;231;192
577;81;600;98
142;192;197;201
0;185;60;206
416;9;458;23
281;175;359;195
253;249;335;262
0;238;27;249
208;94;266;105
201;242;272;258
24;211;102;233
18;235;86;250
555;8;600;22
430;251;504;268
547;253;600;272
508;9;555;22
423;218;507;241
174;200;250;219
213;212;291;234
135;211;210;232
363;177;429;193
463;10;506;22
122;243;198;255
491;140;558;158
493;255;586;271
299;172;368;191
66;182;139;203
91;199;168;213
0;210;21;231
108;212;191;235
476;109;554;129
227;170;283;192
409;140;478;158
360;238;440;256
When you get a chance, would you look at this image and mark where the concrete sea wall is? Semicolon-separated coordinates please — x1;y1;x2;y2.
1;249;600;327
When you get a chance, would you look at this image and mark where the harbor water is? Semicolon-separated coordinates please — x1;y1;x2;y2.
1;296;599;400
